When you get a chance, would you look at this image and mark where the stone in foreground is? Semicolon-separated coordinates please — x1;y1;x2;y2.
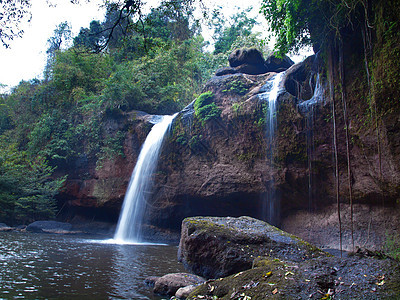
151;273;205;296
175;285;197;299
178;216;328;279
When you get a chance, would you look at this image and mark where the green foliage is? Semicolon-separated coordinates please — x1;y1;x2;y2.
229;33;271;58
95;131;126;169
194;91;221;125
0;141;65;224
196;102;221;124
212;8;258;55
0;96;12;134
27;112;77;165
51;49;112;106
260;0;313;56
176;134;187;146
222;80;249;95
194;91;214;111
188;134;204;152
73;20;104;52
371;5;400;115
260;0;365;56
74;0;200;61
102;37;206;114
384;233;400;261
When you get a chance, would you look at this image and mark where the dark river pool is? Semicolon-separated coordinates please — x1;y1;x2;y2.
0;232;185;299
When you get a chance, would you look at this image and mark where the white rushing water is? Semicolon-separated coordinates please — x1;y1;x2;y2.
266;72;285;143
114;114;177;244
260;72;285;225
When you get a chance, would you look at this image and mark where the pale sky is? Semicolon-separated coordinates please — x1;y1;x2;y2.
0;0;105;91
0;0;308;93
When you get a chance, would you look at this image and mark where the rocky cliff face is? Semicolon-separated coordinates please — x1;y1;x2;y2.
60;53;400;249
58;111;155;223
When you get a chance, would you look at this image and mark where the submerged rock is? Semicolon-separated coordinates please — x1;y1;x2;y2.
178;216;328;279
26;221;72;233
151;273;205;296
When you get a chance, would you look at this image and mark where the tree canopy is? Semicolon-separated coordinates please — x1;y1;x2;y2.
260;0;372;55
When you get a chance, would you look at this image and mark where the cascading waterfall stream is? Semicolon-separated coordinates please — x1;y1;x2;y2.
259;72;285;225
114;114;177;244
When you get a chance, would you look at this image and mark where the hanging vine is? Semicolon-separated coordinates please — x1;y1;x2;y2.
328;45;342;256
339;40;354;251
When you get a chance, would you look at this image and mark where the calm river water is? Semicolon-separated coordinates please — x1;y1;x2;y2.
0;232;185;299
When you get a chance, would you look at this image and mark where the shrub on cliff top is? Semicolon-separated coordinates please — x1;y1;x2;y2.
194;91;221;124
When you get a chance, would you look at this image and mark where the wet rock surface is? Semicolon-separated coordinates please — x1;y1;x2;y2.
26;221;73;233
178;216;328;279
175;285;197;299
148;273;205;296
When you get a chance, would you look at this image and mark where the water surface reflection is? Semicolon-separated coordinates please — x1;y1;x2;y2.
0;232;184;299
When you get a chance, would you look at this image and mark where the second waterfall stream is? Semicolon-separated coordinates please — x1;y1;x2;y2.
114;113;177;244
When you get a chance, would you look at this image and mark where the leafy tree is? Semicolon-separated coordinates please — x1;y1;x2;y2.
73;20;105;52
51;49;113;107
260;0;368;56
0;94;12;135
45;22;72;81
102;36;205;114
0;0;206;48
14;155;66;224
212;8;258;55
0;141;65;225
27;112;77;166
74;0;200;62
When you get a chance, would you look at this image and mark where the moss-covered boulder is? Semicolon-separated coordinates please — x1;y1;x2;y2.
178;216;328;279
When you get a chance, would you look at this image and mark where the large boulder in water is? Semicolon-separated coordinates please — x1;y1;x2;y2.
178;216;329;279
26;221;72;233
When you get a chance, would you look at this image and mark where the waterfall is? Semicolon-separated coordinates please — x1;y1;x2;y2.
114;114;177;243
259;72;285;225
